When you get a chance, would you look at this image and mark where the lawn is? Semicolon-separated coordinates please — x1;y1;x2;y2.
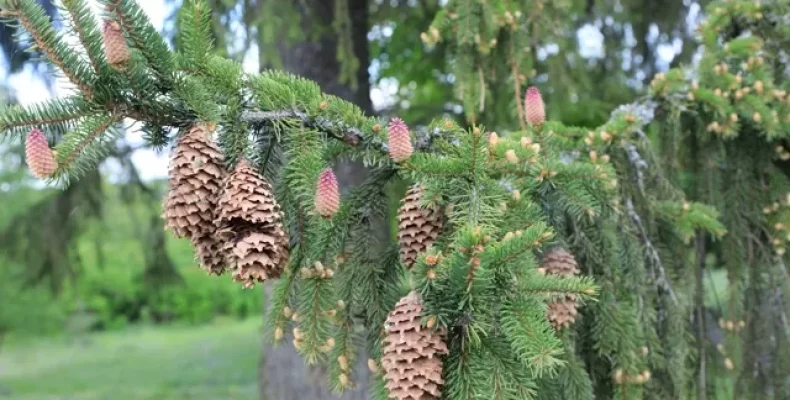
0;318;261;400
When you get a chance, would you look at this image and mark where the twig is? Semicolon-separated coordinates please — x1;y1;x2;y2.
241;109;448;153
13;8;93;98
242;109;372;148
623;143;648;194
625;198;679;304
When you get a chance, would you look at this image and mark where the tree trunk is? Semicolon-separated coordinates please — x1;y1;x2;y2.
259;1;374;399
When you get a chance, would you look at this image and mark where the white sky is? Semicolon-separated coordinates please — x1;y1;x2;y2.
2;1;686;182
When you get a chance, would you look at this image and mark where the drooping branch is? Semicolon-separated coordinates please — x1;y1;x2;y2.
625;198;678;304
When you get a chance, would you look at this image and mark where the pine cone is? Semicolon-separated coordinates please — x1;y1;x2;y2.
215;159;282;227
25;128;57;179
191;233;225;276
163;124;225;239
541;248;581;330
547;295;579;330
218;224;289;288
216;159;289;287
103;19;130;70
397;185;442;268
541;248;579;276
524;86;546;127
315;168;340;218
382;291;447;400
388;118;413;163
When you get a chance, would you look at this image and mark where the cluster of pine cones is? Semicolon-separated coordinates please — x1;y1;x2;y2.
158;121;581;400
540;248;581;330
378;249;581;400
163;124;289;288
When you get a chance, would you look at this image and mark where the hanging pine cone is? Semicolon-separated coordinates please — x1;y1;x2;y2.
215;159;289;288
191;233;225;276
398;185;442;268
382;291;447;400
163;124;225;239
25;128;57;179
541;248;580;330
102;19;130;70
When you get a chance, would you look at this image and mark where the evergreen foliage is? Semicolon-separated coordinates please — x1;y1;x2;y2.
0;0;785;399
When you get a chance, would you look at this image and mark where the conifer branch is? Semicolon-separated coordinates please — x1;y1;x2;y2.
101;0;174;84
625;198;678;304
56;114;119;172
62;0;105;74
0;97;97;138
2;1;95;97
242;110;371;148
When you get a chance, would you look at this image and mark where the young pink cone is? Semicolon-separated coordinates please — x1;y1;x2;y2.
25;128;58;179
387;118;413;163
315;168;340;218
103;19;130;70
524;86;546;127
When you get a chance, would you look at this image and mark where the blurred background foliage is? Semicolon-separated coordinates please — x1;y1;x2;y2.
0;0;742;399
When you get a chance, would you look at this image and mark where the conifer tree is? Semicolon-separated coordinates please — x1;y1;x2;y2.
0;1;770;400
421;0;790;398
639;2;790;397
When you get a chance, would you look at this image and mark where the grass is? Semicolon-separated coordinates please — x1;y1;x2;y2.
0;318;262;400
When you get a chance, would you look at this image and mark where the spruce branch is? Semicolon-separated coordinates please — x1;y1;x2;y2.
54;113;120;179
242;110;371;149
101;0;174;85
625;198;678;304
0;96;97;138
3;0;95;97
62;0;106;74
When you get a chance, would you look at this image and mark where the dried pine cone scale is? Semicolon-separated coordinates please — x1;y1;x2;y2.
547;296;579;330
541;248;581;330
398;185;443;268
382;291;447;400
191;233;225;275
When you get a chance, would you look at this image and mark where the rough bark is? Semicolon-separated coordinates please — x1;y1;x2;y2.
259;1;375;399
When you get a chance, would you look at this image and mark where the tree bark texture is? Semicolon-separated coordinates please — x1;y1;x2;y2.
259;1;375;399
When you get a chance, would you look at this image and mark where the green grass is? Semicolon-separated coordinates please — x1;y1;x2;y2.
0;318;262;400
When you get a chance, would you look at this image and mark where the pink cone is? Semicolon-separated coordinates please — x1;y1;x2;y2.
387;118;413;163
25;128;57;179
524;86;546;127
103;19;130;70
315;168;340;218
